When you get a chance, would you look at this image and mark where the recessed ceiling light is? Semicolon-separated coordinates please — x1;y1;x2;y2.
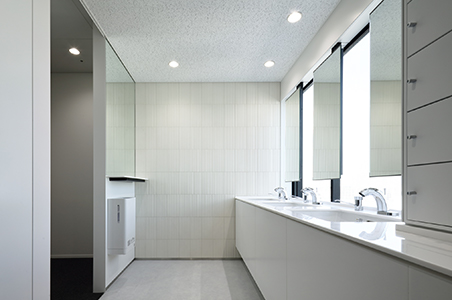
69;48;80;55
287;11;302;23
169;61;179;68
264;60;275;68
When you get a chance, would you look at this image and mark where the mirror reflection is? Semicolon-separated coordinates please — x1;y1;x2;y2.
313;48;342;180
106;42;136;176
369;0;402;176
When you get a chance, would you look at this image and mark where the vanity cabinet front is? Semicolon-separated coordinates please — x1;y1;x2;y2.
236;201;287;300
236;200;410;300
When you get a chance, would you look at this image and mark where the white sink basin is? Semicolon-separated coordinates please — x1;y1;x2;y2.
293;210;400;222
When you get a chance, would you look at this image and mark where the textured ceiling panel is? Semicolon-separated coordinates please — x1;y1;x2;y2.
106;42;134;82
80;0;341;82
370;0;401;81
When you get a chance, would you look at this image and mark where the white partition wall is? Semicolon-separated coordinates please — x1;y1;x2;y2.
0;0;51;299
93;25;108;292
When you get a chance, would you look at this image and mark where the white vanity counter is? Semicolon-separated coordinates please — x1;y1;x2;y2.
236;196;452;278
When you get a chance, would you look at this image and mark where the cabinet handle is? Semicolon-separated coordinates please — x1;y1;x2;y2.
407;135;417;140
407;79;417;84
407;22;417;28
407;191;417;196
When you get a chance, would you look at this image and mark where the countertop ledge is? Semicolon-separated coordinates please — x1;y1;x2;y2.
236;196;452;278
107;176;147;182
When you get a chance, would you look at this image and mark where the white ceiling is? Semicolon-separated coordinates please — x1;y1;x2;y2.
80;0;341;82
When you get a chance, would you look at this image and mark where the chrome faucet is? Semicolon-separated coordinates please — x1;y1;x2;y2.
358;188;387;215
274;187;289;201
354;196;363;211
301;187;321;205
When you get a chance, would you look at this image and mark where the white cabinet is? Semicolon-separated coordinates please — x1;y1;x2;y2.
409;267;452;300
403;1;452;232
235;201;256;276
235;201;286;300
407;98;452;165
406;0;452;56
406;32;452;111
254;208;287;300
406;163;452;227
286;219;408;300
237;200;451;300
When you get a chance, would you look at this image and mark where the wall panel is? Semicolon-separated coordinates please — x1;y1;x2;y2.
135;82;281;258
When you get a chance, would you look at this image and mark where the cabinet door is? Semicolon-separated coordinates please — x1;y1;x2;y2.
235;201;256;275
406;163;452;227
287;220;408;300
255;208;287;300
409;266;452;300
407;32;452;111
407;99;452;166
407;0;452;56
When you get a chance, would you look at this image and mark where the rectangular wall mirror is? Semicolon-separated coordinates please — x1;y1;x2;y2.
313;47;342;180
285;88;301;181
106;42;136;177
369;0;402;177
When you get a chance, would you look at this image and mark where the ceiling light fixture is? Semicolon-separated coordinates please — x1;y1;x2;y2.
287;11;302;23
69;47;80;55
169;61;179;68
264;60;275;68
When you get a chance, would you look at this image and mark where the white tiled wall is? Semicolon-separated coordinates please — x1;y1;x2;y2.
135;82;281;258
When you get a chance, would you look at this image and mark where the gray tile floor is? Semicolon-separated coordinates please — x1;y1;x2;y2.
100;259;265;300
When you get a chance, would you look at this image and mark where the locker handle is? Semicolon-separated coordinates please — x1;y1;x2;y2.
407;135;417;140
117;205;120;223
407;79;417;84
407;22;417;28
407;191;417;196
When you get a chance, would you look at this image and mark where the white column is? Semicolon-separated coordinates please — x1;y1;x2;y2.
0;0;51;299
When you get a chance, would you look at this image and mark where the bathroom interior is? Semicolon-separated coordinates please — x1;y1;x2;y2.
34;0;452;299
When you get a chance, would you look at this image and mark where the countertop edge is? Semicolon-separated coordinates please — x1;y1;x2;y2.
107;176;148;182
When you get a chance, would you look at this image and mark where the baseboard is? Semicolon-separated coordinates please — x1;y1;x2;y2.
51;254;93;259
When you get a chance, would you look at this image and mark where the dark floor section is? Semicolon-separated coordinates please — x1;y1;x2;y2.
51;258;103;300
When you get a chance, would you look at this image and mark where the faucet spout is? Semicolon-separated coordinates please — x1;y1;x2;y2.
301;187;320;205
274;187;289;201
358;188;387;214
